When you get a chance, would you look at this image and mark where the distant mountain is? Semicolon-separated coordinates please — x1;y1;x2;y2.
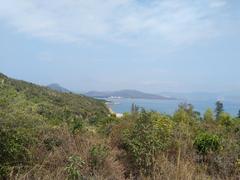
85;89;175;100
47;83;70;93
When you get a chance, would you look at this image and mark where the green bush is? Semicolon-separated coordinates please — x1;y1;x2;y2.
123;110;172;176
97;116;119;135
43;137;62;151
194;132;221;156
89;144;109;172
65;155;85;180
204;108;215;122
218;112;233;127
173;103;201;124
70;118;84;134
88;116;98;125
0;128;32;178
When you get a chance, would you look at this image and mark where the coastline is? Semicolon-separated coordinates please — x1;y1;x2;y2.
106;103;123;118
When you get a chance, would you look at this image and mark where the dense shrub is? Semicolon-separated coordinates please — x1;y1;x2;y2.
2;73;240;179
204;108;215;123
69;118;84;134
123;111;172;176
194;132;221;157
0;73;109;179
43;137;62;151
218;112;233;127
89;144;109;173
0;128;32;178
97;116;119;135
65;155;85;180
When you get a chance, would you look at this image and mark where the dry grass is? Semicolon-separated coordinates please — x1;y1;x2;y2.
12;125;124;180
7;123;240;180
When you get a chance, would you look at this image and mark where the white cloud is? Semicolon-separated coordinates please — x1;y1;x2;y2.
0;0;228;45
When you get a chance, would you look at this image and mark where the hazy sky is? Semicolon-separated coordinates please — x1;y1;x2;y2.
0;0;240;93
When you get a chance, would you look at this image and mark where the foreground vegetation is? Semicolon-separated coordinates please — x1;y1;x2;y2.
1;73;240;179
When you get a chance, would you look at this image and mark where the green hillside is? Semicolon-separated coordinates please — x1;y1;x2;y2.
0;73;111;178
0;73;109;126
1;73;240;179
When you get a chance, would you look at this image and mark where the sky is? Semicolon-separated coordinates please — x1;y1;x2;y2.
0;0;240;93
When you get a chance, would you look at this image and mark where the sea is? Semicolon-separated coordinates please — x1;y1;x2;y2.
105;98;240;117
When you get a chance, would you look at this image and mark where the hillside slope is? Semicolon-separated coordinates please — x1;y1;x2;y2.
0;73;109;125
0;72;110;179
1;72;240;180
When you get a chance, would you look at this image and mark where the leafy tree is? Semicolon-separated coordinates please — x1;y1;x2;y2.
238;110;240;119
204;108;214;123
215;101;224;120
173;103;200;124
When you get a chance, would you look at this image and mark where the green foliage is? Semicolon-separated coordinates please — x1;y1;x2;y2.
194;132;221;156
89;144;109;172
65;155;85;180
97;116;119;135
70;118;84;134
173;103;201;124
0;73;109;127
123;110;172;176
0;128;32;178
215;101;224;120
43;137;62;151
0;73;109;178
204;108;214;123
88;116;102;125
2;73;240;179
218;112;233;127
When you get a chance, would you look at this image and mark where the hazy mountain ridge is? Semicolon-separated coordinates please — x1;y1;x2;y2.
85;89;176;100
47;83;71;93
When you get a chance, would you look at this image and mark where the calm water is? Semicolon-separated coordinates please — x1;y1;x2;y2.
106;98;240;116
